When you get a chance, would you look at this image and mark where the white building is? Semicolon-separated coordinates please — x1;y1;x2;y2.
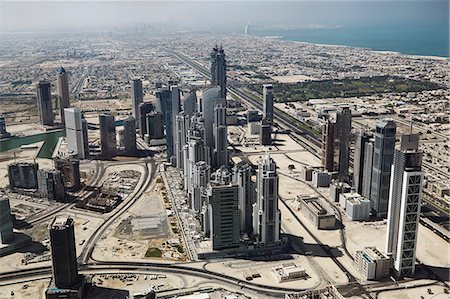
64;108;87;159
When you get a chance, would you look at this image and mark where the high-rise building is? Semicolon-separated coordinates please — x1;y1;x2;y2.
57;67;70;125
361;140;375;200
260;119;272;145
54;157;81;191
207;183;240;250
336;107;352;182
187;138;206;203
36;81;54;126
99;113;116;158
210;45;227;99
37;169;65;201
253;155;281;244
156;85;180;162
81;116;89;158
0;195;14;244
145;111;164;140
353;130;372;195
386;133;422;278
64;108;87;159
213;104;228;168
138;102;154;137
8;162;38;190
123;116;137;156
49;216;79;289
191;161;210;212
233;162;254;236
183;90;197;117
321;119;336;172
131;78;143;122
370;119;396;218
263;84;274;123
175;112;190;169
0;115;10;139
201;86;225;160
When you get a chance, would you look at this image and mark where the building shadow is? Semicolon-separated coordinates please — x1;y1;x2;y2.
414;264;450;282
83;284;130;299
285;233;344;258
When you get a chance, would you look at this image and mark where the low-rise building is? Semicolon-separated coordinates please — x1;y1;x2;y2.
354;247;390;280
297;196;336;229
339;191;361;209
346;196;370;221
272;262;307;283
312;170;331;187
330;181;351;202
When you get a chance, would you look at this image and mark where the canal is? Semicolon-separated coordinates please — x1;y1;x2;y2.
0;130;65;159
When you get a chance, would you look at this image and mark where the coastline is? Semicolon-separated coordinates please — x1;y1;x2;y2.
257;35;449;61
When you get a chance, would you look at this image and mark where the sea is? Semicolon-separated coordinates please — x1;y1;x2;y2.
252;25;449;58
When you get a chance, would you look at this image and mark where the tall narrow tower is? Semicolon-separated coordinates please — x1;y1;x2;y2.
36;81;54;126
201;86;224;160
336;106;352;182
131;78;143;122
99;113;116;158
353;130;371;195
57;67;70;125
386;133;422;278
49;216;78;288
234;162;254;236
0;195;14;244
64;108;87;159
210;45;227;99
263;84;274;123
213;104;228;168
370;119;396;217
253;155;281;244
321;118;336;172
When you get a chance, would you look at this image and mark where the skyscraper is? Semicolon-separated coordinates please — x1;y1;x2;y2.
64;108;87;159
336;107;352;182
207;183;240;250
145;111;164;140
386;133;422;278
81;116;89;158
361;140;375;199
8;162;39;190
370;119;397;218
353;131;372;194
138;102;154;137
171;86;181;162
182;90;197;117
321;118;336;172
233;162;254;236
156;85;180;162
175;112;190;169
37;169;65;201
57;67;70;125
123;116;137;156
54;157;81;191
131;78;143;121
213;104;228;168
210;45;227;99
49;216;79;289
253;155;281;244
99;113;116;158
36;81;54;126
201;86;225;160
191;161;210;212
0;195;14;244
263;84;274;123
260;119;272;146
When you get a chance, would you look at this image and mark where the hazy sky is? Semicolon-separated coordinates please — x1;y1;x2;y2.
0;1;448;32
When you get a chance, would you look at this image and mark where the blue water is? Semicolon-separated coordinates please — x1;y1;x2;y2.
253;25;449;58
